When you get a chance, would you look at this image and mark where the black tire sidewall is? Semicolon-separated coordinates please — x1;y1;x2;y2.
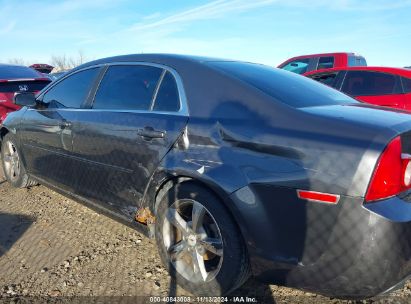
155;181;249;296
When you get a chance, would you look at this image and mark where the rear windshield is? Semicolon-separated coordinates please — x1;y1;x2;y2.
0;65;42;79
0;80;51;93
208;61;358;108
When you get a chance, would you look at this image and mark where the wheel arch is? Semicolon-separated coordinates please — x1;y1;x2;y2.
149;173;234;216
145;168;236;216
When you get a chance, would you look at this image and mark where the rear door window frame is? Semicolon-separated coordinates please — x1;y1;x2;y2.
89;62;188;115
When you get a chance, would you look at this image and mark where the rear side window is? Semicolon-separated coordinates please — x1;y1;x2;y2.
309;72;339;88
342;71;400;96
209;61;357;108
348;55;367;67
317;57;334;70
43;68;100;108
0;65;42;79
93;65;162;110
402;77;411;93
280;58;310;74
153;71;180;112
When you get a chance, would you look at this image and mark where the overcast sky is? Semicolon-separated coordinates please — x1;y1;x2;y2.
0;0;410;67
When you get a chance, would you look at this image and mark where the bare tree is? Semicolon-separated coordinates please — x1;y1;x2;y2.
50;54;69;71
50;50;88;71
7;58;29;66
70;50;86;67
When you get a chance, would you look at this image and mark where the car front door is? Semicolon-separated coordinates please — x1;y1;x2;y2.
341;71;406;110
19;67;101;191
69;64;188;217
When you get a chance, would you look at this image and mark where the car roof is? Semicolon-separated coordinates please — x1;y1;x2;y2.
76;53;237;71
280;52;357;60
288;52;356;58
277;52;363;68
0;63;27;68
304;66;411;78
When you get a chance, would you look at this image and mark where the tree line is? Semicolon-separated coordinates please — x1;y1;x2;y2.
7;51;89;72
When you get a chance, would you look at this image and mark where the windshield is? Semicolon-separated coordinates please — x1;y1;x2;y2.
208;61;358;108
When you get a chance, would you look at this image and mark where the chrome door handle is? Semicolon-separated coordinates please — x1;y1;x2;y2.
137;127;166;140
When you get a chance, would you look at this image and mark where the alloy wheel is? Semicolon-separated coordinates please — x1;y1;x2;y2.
162;199;224;283
3;141;21;182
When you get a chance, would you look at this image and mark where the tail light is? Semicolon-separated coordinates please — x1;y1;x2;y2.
366;136;411;202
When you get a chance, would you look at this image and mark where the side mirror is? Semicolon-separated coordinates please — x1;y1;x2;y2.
14;92;37;107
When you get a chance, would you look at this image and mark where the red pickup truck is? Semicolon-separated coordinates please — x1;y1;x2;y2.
278;52;367;74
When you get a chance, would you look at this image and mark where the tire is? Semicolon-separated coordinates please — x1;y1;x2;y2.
1;133;36;188
155;181;250;296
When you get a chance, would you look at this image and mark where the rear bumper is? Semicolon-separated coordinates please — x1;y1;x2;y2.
230;185;411;299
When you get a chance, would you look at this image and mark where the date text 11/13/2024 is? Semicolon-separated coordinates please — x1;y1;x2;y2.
149;296;258;302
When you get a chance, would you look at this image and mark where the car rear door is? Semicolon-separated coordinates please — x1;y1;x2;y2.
69;63;188;217
19;67;101;191
340;71;406;110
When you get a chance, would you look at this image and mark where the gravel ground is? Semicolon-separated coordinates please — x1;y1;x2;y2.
1;168;411;303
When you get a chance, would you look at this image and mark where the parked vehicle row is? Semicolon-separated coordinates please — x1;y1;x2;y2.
304;66;411;111
3;54;411;299
277;52;411;113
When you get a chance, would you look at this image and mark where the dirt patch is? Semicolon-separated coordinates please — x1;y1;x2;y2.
0;170;410;303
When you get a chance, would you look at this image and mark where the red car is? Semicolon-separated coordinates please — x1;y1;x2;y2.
0;64;51;123
304;66;411;111
278;52;367;74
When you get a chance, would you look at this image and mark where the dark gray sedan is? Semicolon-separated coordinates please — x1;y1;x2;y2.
3;54;411;299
